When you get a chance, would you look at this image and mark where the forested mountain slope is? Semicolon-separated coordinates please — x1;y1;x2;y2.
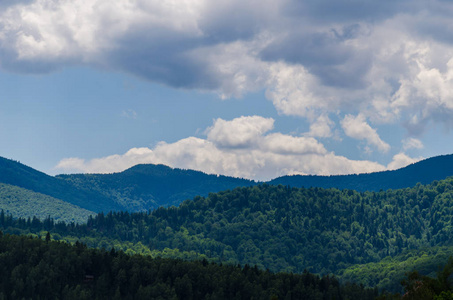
2;154;453;216
0;233;378;300
269;154;453;191
0;183;94;223
4;177;453;281
0;157;254;213
0;157;121;212
57;164;255;211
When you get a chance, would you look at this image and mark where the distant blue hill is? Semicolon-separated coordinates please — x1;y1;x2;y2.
268;154;453;191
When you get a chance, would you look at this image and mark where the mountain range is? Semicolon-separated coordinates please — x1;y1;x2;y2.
1;153;453;221
2;153;453;294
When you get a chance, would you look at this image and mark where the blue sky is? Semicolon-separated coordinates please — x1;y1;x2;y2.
1;0;453;180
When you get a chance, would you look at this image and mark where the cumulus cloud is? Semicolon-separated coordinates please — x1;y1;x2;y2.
341;114;390;152
308;115;334;138
56;116;387;180
3;0;453;156
387;152;422;170
206;116;274;148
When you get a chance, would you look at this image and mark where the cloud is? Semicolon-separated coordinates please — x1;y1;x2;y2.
206;116;274;148
3;0;453;148
56;115;387;180
387;152;422;170
402;137;424;150
341;114;390;152
391;58;453;133
308;115;334;138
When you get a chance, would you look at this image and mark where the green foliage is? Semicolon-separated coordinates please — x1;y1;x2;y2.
0;183;95;223
4;177;453;292
378;257;453;299
0;232;378;300
339;246;453;292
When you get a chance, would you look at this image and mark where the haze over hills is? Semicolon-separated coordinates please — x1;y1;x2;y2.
1;154;453;221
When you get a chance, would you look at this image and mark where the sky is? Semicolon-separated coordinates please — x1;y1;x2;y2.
1;0;453;181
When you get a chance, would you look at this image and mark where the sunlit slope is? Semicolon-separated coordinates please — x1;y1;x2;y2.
0;183;95;223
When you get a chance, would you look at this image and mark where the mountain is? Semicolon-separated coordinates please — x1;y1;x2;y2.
0;183;94;223
0;157;120;213
56;164;255;211
0;233;377;300
269;154;453;191
2;153;453;216
3;177;453;292
0;157;254;214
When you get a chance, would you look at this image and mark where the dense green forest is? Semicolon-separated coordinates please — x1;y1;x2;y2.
0;232;378;300
3;177;453;292
339;246;453;292
270;154;453;192
0;183;94;223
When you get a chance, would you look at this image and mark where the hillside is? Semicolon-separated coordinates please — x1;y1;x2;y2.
269;154;453;191
0;157;121;212
4;177;453;284
0;183;94;223
0;157;254;213
0;233;378;299
57;164;255;211
2;153;453;217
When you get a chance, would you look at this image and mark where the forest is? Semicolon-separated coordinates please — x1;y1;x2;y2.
0;232;378;300
3;177;453;292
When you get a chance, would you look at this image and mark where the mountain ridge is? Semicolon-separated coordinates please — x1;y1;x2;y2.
1;153;453;216
269;154;453;191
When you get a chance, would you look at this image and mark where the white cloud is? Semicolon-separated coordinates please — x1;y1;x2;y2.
341;114;391;152
402;137;424;150
56;116;387;180
307;114;334;138
387;152;422;170
391;58;453;133
260;133;327;155
206;115;274;148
